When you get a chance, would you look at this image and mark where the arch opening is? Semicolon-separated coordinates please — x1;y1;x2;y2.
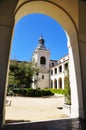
58;78;62;89
5;0;84;123
6;13;69;122
50;80;53;88
54;79;57;89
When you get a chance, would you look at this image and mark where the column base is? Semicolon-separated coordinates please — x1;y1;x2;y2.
71;106;84;119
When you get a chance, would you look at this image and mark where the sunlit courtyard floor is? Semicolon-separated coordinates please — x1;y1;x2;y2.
5;95;69;123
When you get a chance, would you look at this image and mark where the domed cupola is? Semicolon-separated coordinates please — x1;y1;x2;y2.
36;35;47;50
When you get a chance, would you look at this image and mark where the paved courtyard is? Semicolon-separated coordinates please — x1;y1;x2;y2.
5;95;69;122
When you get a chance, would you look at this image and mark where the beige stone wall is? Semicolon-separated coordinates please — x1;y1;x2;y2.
38;73;50;89
16;0;78;29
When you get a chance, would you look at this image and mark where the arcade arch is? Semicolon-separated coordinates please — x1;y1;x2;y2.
0;1;84;126
54;79;57;89
13;0;83;118
58;78;62;89
50;80;53;88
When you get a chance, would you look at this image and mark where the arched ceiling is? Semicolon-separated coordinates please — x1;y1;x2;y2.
14;0;77;41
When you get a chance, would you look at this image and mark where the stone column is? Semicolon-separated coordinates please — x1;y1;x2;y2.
0;1;19;127
62;63;65;73
78;0;86;119
56;77;58;89
52;79;54;89
68;34;84;118
62;77;64;89
79;40;86;118
0;17;14;127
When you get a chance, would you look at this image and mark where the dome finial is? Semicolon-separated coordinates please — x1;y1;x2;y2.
36;35;47;50
41;33;43;37
39;33;43;40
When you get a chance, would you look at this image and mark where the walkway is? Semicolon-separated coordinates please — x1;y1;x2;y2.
3;96;86;130
5;95;68;122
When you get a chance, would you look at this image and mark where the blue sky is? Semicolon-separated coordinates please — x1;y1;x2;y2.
10;13;68;61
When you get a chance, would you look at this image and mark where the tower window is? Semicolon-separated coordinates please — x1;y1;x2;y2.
42;75;44;79
40;56;46;65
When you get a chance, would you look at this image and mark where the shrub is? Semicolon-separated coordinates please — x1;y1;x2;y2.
11;88;54;97
45;88;65;95
26;89;53;97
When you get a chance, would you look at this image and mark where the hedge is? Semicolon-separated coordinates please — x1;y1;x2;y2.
12;88;54;97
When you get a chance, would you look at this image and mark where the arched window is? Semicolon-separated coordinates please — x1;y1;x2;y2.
40;56;46;65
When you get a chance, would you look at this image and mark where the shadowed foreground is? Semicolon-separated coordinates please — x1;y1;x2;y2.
2;118;86;130
2;96;86;130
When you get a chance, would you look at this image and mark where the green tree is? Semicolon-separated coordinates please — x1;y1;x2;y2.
8;60;39;88
8;60;18;86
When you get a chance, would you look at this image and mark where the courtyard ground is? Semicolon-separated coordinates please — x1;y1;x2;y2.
5;95;69;123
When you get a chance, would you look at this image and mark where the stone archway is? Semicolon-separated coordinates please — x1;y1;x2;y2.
14;1;84;119
0;0;85;127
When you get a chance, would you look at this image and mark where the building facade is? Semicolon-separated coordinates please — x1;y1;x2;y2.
50;55;69;89
32;36;69;89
